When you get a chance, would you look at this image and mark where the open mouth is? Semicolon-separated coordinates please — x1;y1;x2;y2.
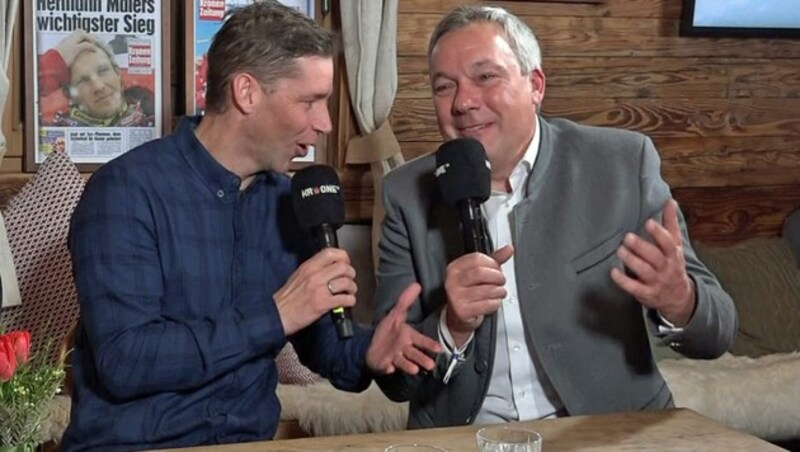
294;144;310;158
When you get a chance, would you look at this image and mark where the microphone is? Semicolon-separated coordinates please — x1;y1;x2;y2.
291;165;354;339
434;138;493;254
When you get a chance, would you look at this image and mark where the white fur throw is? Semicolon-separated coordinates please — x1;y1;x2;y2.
277;352;800;442
42;353;800;442
658;351;800;441
277;381;408;437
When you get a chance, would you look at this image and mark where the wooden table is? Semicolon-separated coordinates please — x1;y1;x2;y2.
162;408;781;451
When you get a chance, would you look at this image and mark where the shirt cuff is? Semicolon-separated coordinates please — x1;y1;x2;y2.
438;307;473;384
656;311;685;334
438;306;474;354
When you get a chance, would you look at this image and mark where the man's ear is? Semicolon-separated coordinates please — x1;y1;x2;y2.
229;72;263;114
529;68;546;108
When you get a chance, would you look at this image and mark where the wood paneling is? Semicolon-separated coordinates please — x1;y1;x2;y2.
400;58;800;100
396;141;800;190
390;0;800;242
392;98;800;141
398;0;681;18
402;57;730;99
0;157;23;173
676;185;800;245
340;167;375;221
398;15;800;59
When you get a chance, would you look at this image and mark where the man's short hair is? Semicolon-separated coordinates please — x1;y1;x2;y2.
427;5;542;76
204;0;335;114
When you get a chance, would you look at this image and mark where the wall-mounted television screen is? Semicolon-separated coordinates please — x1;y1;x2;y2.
681;0;800;39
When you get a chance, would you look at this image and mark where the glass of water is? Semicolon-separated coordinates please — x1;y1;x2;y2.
475;426;542;452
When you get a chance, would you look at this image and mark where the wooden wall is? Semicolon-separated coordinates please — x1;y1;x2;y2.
391;0;800;244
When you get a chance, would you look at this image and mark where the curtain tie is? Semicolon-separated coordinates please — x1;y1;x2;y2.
345;120;401;164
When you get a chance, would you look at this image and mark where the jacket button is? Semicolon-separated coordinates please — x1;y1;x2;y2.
475;360;487;374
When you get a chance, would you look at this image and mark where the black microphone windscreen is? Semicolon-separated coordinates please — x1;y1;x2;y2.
291;165;345;231
434;138;491;205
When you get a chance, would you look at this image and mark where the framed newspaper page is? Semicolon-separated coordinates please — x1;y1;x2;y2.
24;0;172;172
184;0;322;169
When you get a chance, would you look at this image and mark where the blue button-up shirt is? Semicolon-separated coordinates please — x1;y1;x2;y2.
63;117;372;451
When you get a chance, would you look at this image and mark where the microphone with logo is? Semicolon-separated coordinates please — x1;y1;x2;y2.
434;138;493;254
291;165;354;339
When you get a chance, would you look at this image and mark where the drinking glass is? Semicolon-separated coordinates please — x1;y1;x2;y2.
475;426;542;452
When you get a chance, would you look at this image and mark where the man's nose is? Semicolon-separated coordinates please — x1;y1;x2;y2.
452;84;479;114
314;106;332;134
88;75;106;91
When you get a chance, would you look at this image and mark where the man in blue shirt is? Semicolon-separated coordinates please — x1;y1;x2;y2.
62;2;440;450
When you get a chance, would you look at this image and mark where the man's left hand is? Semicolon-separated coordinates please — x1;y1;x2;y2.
610;199;696;326
366;283;442;375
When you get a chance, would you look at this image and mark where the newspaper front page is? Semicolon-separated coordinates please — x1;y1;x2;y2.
32;0;163;164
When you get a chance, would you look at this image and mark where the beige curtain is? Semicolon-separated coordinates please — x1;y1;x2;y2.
340;0;403;270
1;0;21;308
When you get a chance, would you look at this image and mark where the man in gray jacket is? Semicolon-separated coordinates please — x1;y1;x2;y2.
373;5;736;428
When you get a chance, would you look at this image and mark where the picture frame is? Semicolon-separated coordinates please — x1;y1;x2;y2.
184;0;322;169
680;0;800;39
23;0;172;172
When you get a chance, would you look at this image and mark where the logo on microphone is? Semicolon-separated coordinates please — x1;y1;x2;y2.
300;184;341;198
434;163;450;178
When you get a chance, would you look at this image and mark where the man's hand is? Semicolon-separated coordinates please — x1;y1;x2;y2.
444;245;514;347
367;283;442;375
274;248;357;336
55;30;98;66
611;199;696;326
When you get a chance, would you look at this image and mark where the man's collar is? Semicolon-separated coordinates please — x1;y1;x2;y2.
175;116;274;202
519;115;541;172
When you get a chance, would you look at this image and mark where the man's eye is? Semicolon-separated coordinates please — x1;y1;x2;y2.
479;73;497;81
434;84;452;94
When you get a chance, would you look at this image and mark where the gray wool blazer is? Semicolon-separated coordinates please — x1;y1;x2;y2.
373;116;736;429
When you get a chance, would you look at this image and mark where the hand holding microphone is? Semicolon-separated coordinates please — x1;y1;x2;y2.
435;139;513;345
275;165;355;339
285;165;442;373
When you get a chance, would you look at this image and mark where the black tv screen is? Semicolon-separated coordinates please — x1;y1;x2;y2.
681;0;800;39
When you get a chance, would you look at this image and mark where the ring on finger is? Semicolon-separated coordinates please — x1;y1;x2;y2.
327;279;336;295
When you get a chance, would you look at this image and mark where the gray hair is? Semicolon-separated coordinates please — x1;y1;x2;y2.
427;5;542;75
